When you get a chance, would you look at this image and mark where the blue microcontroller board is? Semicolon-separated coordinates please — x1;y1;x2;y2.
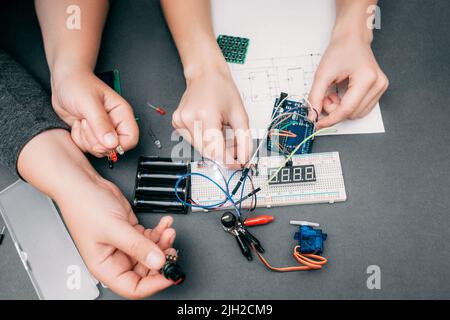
267;94;316;155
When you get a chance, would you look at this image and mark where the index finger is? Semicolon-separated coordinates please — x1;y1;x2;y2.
308;72;335;120
106;92;139;152
317;76;373;128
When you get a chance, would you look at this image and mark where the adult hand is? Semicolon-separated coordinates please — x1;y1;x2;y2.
172;70;252;168
51;68;139;157
309;36;389;129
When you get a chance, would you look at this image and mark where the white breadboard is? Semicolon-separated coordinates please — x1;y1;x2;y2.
190;152;346;212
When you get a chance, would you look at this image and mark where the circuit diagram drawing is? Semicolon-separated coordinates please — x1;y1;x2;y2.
230;53;323;104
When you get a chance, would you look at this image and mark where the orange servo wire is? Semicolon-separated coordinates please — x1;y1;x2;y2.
253;245;327;272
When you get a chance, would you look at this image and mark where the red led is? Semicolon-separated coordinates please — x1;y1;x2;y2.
148;103;167;116
110;150;118;162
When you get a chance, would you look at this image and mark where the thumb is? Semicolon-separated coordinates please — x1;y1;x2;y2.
106;221;166;270
81;95;119;149
308;72;334;120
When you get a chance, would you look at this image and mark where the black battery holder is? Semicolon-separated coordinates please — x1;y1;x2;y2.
132;157;190;214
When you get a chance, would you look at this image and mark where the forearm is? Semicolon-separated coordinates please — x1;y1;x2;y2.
35;0;108;81
17;129;101;204
160;0;228;80
333;0;378;43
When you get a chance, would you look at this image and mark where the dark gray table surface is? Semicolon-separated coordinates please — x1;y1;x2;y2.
0;0;449;300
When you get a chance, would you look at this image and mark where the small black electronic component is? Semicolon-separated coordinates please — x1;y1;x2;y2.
0;226;5;246
267;165;316;185
147;126;162;149
231;167;250;196
132;157;190;214
161;254;185;285
217;35;249;64
267;92;316;155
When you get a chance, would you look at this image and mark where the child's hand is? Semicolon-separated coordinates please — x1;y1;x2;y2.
57;176;176;299
309;36;389;129
51;69;139;157
172;71;252;168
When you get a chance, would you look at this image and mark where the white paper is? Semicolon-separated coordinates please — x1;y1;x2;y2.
211;0;385;137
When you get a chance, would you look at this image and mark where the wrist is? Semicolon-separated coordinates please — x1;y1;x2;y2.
181;39;230;82
50;59;94;88
18;129;102;203
332;8;374;44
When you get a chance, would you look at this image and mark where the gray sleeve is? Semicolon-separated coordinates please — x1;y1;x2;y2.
0;50;68;175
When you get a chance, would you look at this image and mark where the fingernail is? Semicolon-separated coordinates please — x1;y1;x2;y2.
81;119;87;129
103;132;117;147
146;248;165;269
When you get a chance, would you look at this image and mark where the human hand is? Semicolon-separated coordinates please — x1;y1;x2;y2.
308;36;389;129
51;68;139;157
57;176;176;299
172;70;252;168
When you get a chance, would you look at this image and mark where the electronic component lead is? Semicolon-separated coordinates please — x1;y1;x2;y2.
160;253;185;285
148;127;162;149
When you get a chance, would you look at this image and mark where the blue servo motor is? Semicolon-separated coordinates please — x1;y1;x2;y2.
294;225;327;254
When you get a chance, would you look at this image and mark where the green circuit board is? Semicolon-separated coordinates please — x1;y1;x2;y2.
217;35;249;64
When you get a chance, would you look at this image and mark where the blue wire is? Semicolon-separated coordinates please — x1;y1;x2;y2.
227;169;248;211
174;172;241;217
227;169;241;188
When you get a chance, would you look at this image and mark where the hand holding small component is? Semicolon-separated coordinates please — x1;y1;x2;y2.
51;69;139;157
309;34;389;129
172;72;253;168
58;179;178;299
